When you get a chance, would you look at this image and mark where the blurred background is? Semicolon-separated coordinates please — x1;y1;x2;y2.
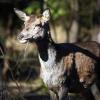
0;0;100;100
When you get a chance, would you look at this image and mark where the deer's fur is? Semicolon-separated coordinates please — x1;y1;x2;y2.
15;8;100;100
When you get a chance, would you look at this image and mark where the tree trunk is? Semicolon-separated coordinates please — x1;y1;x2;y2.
68;0;79;43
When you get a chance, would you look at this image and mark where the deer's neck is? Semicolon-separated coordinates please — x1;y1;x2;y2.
36;35;55;62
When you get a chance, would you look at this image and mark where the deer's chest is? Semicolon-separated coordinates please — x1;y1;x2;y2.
39;48;66;88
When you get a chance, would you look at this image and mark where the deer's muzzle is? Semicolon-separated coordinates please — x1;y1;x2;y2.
17;34;28;43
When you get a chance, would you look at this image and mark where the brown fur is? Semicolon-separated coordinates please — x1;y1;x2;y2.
63;42;100;88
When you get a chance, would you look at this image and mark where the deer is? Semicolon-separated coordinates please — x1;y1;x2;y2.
14;8;100;100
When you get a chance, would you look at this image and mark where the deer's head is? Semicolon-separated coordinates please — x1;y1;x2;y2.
14;8;50;43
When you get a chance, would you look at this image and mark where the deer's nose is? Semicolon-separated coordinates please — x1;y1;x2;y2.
17;34;24;40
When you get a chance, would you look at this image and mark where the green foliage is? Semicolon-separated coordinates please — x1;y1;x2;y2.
46;0;70;20
45;0;96;28
22;0;71;21
24;1;40;14
15;0;97;31
22;0;96;28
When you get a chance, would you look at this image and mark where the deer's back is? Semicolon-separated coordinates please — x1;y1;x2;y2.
75;41;100;57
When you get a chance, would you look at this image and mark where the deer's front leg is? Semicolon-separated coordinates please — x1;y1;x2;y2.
49;90;58;100
57;86;68;100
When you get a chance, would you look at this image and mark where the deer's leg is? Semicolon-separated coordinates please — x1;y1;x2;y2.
49;90;58;100
57;86;68;100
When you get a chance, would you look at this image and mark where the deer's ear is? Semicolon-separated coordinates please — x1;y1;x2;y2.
14;8;30;21
42;9;50;22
